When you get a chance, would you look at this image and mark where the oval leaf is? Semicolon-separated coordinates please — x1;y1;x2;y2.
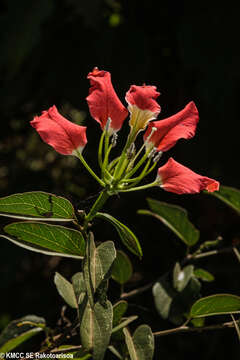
138;198;199;246
3;222;85;258
173;263;194;292
113;300;128;327
0;315;45;353
112;251;133;285
72;272;86;305
194;268;215;282
96;212;142;258
83;233;116;308
124;325;154;360
209;185;240;214
54;272;78;309
80;300;113;360
0;191;75;221
152;276;176;320
190;294;240;318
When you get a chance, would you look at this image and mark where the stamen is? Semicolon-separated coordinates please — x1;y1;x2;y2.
127;143;136;159
104;117;112;133
145;126;157;144
153;151;163;163
111;132;118;147
148;147;157;159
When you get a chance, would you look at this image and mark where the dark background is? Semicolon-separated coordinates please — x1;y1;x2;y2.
0;0;239;358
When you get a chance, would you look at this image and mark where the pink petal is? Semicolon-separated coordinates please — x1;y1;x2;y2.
144;101;199;152
157;158;220;194
126;84;161;115
31;105;87;155
86;68;128;133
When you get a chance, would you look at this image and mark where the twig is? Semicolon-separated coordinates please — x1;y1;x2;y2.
185;246;234;262
120;282;154;300
154;320;236;337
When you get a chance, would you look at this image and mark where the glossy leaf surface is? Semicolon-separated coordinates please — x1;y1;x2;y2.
0;191;75;221
191;294;240;318
138;198;199;246
3;222;85;258
112;251;133;284
209;185;240;214
96;212;142;257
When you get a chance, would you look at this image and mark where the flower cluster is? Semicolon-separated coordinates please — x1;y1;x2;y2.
31;67;219;195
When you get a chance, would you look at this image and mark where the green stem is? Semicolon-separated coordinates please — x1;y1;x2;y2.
118;181;158;193
108;157;120;172
102;144;113;176
124;158;152;188
75;151;105;187
83;190;110;229
125;148;151;179
98;131;106;168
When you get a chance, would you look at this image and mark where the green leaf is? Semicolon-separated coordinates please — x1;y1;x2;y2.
208;185;240;214
80;300;113;360
72;272;86;305
113;301;128;327
108;345;123;359
112;316;138;334
96;212;142;258
54;272;78;309
194;268;215;282
0;315;45;353
153;274;201;325
83;233;116;308
138;198;200;246
173;263;194;292
190;294;240;318
123;325;154;360
2;222;85;258
112;251;133;285
0;191;75;221
152;276;176;320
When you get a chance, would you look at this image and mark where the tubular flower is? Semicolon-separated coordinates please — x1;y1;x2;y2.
157;158;220;195
144;101;199;152
31;105;87;155
126;85;161;133
86;67;128;134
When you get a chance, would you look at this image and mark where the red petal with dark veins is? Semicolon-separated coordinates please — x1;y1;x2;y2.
86;68;128;132
30;105;87;155
157;158;219;194
144;101;199;152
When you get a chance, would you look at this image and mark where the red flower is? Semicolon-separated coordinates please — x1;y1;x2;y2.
125;84;161;132
157;158;219;194
86;68;128;134
31;105;87;155
144;101;199;152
